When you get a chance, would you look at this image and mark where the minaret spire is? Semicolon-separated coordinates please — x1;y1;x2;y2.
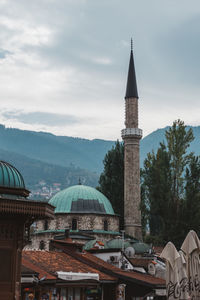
125;39;138;99
122;41;142;240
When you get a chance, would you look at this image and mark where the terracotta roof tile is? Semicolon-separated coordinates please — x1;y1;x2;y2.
129;258;152;268
22;251;115;282
77;251;165;286
22;257;56;280
50;240;165;287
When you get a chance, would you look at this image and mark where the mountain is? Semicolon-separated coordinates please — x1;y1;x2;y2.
0;148;99;198
0;124;200;198
140;126;200;166
0;125;115;173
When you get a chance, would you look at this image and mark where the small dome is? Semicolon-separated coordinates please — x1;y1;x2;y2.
131;241;152;254
0;161;25;189
49;185;115;215
83;239;108;250
106;238;132;249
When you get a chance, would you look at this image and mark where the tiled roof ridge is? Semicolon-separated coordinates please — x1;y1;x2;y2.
51;241;164;287
51;241;118;278
84;252;165;285
22;249;116;282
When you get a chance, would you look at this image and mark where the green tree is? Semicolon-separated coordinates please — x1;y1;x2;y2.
141;120;196;246
141;143;172;243
165;119;194;212
98;141;124;229
183;155;200;234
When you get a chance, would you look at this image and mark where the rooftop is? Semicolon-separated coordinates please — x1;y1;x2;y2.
22;250;116;282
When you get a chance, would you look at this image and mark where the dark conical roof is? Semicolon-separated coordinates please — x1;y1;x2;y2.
125;48;138;99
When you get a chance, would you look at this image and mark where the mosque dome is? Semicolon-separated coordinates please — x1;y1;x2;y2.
106;238;132;250
0;161;29;197
49;184;115;215
106;238;152;254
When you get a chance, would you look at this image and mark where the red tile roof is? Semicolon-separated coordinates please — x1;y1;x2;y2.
22;250;116;282
51;240;165;287
22;256;56;280
81;251;165;286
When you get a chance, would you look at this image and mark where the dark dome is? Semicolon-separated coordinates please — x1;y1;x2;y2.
0;161;29;197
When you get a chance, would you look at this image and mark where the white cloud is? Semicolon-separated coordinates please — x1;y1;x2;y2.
92;57;112;65
0;0;199;140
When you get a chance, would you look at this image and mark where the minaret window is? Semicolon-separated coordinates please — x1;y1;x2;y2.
104;220;108;231
39;240;45;250
72;218;77;230
44;220;48;230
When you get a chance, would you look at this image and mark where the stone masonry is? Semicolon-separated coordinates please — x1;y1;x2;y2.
28;213;119;250
122;47;142;240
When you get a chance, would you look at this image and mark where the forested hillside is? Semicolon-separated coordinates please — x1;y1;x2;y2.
0;124;199;199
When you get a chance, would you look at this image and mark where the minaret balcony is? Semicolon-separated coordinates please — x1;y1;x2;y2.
121;128;143;138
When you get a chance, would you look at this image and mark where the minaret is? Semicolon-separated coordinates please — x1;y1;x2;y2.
121;40;142;240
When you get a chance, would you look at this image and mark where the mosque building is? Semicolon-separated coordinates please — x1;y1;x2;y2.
31;184;120;250
29;43;143;252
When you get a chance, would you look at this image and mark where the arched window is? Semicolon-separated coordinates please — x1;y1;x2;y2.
44;220;48;230
72;219;77;231
39;240;45;250
104;220;108;231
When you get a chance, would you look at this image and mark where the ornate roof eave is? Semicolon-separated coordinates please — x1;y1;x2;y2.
0;186;30;197
0;197;55;219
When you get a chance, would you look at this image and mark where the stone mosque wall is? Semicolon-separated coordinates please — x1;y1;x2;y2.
27;213;119;250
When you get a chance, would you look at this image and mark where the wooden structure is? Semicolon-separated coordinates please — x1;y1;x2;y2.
0;161;54;300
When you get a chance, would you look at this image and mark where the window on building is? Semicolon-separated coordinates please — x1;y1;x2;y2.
104;220;108;231
44;220;48;230
72;219;77;231
39;240;45;250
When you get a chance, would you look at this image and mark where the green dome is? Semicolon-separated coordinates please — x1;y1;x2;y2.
83;239;108;250
106;238;132;249
0;161;25;189
131;242;151;254
49;185;115;215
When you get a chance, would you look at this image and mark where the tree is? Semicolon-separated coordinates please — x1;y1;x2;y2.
141;120;196;246
98;141;124;229
184;155;200;234
141;143;172;243
165;119;194;212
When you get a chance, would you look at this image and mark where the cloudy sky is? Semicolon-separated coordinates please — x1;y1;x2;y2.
0;0;200;140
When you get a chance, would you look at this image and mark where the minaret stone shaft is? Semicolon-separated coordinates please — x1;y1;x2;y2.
121;44;142;240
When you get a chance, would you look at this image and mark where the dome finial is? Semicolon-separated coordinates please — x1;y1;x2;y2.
131;38;133;52
78;178;81;185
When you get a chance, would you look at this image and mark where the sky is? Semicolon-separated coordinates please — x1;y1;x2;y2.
0;0;200;140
